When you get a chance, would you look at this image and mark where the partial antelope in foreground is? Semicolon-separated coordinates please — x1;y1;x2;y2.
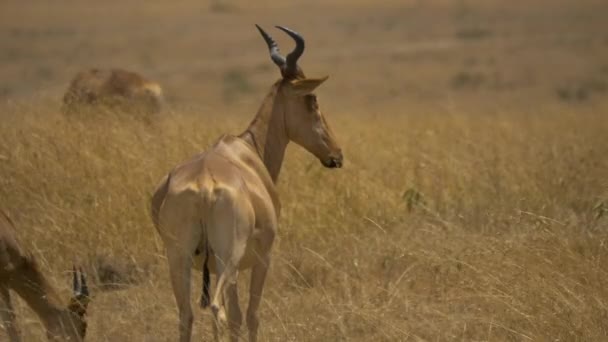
0;210;90;341
62;68;163;117
150;25;343;342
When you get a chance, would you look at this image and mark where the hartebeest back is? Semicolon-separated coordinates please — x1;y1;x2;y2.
0;210;90;341
150;25;342;342
62;68;163;117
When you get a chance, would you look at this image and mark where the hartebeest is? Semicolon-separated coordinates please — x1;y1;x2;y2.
62;68;163;117
0;210;90;341
150;25;343;341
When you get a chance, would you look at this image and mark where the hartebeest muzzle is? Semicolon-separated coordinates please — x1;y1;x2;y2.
322;151;343;168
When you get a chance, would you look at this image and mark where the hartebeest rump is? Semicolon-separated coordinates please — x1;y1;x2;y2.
150;25;343;342
62;68;163;116
0;210;90;341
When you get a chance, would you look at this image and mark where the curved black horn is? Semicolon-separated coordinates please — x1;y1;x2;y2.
72;266;78;294
72;266;89;298
255;24;285;67
275;26;305;76
79;267;89;297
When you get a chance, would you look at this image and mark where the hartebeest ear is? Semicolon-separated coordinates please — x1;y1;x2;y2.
287;76;329;96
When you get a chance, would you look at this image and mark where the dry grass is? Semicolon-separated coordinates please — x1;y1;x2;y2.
1;0;608;341
1;101;608;341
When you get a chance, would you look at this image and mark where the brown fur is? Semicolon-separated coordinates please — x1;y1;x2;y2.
0;210;90;342
150;26;343;340
62;68;163;117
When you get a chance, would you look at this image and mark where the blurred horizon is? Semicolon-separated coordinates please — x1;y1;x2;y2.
1;0;607;113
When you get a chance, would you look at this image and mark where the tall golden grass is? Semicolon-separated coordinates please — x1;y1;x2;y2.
1;99;607;340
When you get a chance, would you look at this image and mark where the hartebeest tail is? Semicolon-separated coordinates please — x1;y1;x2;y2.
200;240;211;308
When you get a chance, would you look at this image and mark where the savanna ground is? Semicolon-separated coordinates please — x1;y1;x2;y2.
1;0;608;340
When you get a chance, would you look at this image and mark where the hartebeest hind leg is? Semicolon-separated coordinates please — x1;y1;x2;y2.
0;286;20;342
211;254;244;342
167;248;194;342
208;190;252;342
160;192;204;342
247;256;270;342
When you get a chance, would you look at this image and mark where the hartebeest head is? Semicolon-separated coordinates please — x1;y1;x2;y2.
64;267;90;340
47;267;90;341
256;25;343;168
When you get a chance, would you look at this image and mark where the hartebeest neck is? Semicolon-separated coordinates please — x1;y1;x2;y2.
10;263;72;331
240;82;289;182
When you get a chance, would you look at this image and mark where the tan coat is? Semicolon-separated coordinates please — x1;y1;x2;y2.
0;211;90;341
62;68;163;116
150;25;343;342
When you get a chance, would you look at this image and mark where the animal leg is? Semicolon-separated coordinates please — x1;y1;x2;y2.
0;286;20;342
208;192;252;342
157;190;203;342
225;282;242;342
167;247;194;342
210;261;226;342
211;247;245;342
247;255;270;342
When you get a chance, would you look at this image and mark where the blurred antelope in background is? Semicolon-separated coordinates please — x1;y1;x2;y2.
0;210;90;341
62;68;163;118
150;25;343;342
